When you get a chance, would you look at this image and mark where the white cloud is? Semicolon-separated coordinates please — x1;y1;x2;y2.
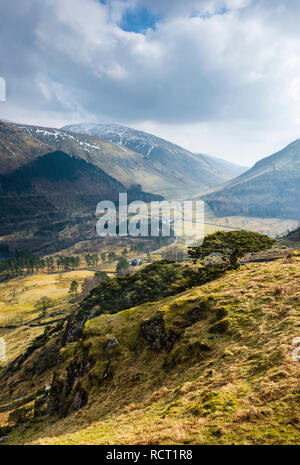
1;0;300;165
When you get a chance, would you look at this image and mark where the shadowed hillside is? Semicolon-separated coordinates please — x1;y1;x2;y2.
201;140;300;220
0;150;161;255
0;150;145;222
285;226;300;243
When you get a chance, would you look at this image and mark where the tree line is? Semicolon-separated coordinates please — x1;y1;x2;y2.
0;248;143;281
0;252;109;281
0;236;171;282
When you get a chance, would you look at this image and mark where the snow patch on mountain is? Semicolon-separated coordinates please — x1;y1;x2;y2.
62;123;177;159
18;125;103;154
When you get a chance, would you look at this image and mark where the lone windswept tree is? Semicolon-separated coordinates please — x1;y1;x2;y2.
69;280;79;301
188;230;275;270
35;296;53;318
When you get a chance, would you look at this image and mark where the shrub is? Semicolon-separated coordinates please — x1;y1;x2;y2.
189;230;275;269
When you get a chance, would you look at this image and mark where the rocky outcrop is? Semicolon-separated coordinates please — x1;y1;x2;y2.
62;307;101;345
62;313;85;346
72;385;88;411
140;313;173;352
104;337;119;357
47;373;66;417
66;357;92;397
34;385;51;418
47;355;92;418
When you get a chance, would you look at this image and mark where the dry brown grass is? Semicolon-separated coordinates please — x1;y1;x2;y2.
1;256;299;445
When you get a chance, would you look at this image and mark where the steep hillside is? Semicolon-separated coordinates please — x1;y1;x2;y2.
285;226;300;243
0;150;160;238
0;256;299;445
195;153;248;179
0;150;123;223
0;121;51;174
201;140;300;220
61;123;245;197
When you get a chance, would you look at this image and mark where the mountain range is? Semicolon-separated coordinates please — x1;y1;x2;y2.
1;118;299;238
0;121;162;253
0;120;241;253
200;139;300;220
62;122;247;197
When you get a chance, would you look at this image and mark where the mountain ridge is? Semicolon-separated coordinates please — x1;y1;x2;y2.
1;120;247;198
0;121;52;174
200;139;300;220
62;122;247;196
194;152;248;180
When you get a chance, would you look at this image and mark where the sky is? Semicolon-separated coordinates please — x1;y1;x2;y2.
1;0;300;166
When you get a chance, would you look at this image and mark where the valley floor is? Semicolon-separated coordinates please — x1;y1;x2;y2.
0;270;95;363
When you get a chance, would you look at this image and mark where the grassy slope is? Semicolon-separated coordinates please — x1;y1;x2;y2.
5;255;299;445
0;270;94;362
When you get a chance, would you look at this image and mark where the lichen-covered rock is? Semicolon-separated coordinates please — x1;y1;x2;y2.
66;357;92;397
62;308;102;345
72;384;88;411
104;337;119;356
47;372;66;417
140;313;172;352
62;314;86;345
34;385;51;418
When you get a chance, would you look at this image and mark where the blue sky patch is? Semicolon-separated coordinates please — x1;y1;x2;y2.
120;6;157;33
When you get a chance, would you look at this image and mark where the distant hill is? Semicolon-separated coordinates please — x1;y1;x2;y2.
194;153;248;179
201;140;300;220
285;226;300;242
61;122;246;197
